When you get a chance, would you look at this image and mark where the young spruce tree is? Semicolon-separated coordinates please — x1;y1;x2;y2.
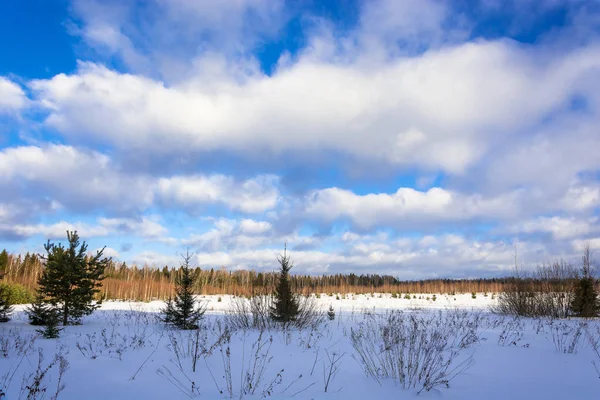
37;306;62;339
0;252;13;322
27;295;52;326
270;245;299;324
0;287;12;322
571;246;600;318
36;231;109;325
162;250;205;330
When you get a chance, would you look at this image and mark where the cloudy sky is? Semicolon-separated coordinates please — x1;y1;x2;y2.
1;0;599;278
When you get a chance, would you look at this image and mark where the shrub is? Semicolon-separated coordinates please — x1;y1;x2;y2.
228;295;274;330
0;282;34;304
494;260;577;318
548;321;584;353
228;294;322;330
497;317;526;347
350;310;478;393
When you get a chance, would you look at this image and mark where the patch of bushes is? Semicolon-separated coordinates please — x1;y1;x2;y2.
0;282;35;304
351;310;479;393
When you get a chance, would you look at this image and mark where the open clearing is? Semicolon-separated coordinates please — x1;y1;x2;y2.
1;294;599;399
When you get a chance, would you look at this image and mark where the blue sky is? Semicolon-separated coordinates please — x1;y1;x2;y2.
1;0;600;278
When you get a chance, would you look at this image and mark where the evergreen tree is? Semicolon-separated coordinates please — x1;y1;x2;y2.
327;305;335;321
0;285;12;323
162;251;205;330
0;249;8;274
36;306;61;339
26;295;53;326
571;246;600;317
0;252;12;322
270;245;299;324
37;231;110;325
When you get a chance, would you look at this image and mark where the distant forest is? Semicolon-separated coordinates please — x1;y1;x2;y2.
0;249;569;302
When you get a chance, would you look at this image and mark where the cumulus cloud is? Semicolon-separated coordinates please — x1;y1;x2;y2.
0;144;153;213
69;0;286;80
0;145;281;216
0;77;27;113
156;175;279;214
27;39;600;177
98;247;120;259
134;230;540;279
503;216;599;240
357;0;468;55
1;0;599;277
302;186;521;230
0;216;168;241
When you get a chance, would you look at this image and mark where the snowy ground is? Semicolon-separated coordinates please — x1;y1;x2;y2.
1;293;599;399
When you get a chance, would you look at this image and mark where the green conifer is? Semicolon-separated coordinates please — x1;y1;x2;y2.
37;306;62;339
26;295;52;326
0;286;12;322
270;245;300;325
571;246;600;318
37;231;109;325
327;305;335;321
162;251;205;330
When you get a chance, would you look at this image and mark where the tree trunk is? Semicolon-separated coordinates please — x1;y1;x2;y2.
63;302;68;326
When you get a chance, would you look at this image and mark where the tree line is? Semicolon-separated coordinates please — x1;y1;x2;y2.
1;231;598;335
0;231;316;336
2;248;534;302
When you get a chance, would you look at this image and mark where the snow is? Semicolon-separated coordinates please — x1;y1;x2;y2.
1;293;599;399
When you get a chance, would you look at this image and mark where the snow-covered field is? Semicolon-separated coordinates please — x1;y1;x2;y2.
1;293;599;399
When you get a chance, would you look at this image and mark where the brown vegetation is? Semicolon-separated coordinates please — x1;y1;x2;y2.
1;250;594;302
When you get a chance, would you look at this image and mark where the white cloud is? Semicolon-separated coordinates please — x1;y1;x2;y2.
0;145;280;215
98;246;120;259
69;0;286;80
0;216;168;241
28;40;600;175
0;77;27;113
3;221;109;240
98;217;168;238
357;0;466;55
0;144;153;212
132;231;537;278
302;186;520;229
156;175;279;213
504;216;599;240
238;219;272;235
560;183;600;211
1;0;599;279
572;237;600;254
181;218;275;252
